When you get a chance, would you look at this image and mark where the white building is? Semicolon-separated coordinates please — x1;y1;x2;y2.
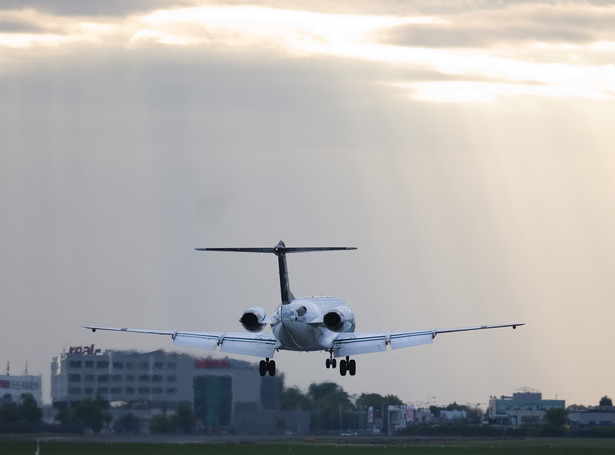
50;345;288;433
0;374;42;405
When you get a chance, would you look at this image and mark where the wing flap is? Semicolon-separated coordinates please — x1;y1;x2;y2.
173;332;223;350
85;325;277;358
388;331;434;349
333;332;387;357
220;333;277;358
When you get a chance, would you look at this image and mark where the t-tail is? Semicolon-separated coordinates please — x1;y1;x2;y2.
196;240;356;304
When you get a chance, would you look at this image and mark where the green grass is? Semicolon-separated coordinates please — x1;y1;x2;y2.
3;438;615;455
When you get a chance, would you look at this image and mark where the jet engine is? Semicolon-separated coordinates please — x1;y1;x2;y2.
323;309;345;332
240;306;268;332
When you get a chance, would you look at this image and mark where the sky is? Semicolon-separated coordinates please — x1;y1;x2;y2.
2;0;615;408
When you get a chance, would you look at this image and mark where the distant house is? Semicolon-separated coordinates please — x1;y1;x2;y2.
488;388;565;425
568;407;615;426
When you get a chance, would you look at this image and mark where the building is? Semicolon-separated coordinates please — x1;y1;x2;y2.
0;374;42;405
488;388;565;425
51;345;286;433
568;407;615;426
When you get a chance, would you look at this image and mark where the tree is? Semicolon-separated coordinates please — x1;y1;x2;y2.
172;404;196;433
149;413;174;434
0;401;19;423
279;386;312;411
545;408;568;427
113;413;141;434
70;398;104;432
308;382;354;433
599;396;613;407
19;393;42;423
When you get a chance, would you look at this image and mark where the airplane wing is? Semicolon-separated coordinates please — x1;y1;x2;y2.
333;323;524;357
84;326;277;358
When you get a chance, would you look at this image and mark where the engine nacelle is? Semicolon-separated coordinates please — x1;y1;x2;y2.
240;306;268;332
323;309;345;332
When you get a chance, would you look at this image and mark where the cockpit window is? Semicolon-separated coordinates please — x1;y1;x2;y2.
296;305;307;316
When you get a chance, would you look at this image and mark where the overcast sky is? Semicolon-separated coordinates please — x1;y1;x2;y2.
2;1;615;407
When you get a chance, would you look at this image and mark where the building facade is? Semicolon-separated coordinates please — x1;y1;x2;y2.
488;389;565;425
0;374;42;405
51;345;283;432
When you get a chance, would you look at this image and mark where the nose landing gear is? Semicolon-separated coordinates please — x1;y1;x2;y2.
259;358;276;376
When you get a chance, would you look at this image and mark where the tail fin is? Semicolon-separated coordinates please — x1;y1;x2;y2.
196;240;356;304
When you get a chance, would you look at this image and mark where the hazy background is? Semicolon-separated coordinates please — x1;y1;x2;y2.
2;1;615;407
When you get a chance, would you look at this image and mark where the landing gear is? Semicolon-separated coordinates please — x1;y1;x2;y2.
339;356;356;376
325;351;337;369
259;358;276;376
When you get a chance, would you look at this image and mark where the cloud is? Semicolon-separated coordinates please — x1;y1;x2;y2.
378;4;615;48
0;0;193;17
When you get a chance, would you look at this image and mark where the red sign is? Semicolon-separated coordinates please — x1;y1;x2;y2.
194;358;231;369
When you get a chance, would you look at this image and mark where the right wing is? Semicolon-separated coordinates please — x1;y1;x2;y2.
84;326;277;358
332;323;524;357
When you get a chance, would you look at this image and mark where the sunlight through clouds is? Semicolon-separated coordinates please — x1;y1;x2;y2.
2;3;614;103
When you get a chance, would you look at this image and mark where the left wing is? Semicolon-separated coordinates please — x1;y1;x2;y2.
333;323;524;357
84;326;277;358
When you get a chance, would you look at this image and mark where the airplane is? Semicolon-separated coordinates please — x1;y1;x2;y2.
86;240;524;377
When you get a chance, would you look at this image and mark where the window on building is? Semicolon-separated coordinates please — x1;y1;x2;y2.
152;387;163;395
111;387;122;395
138;387;149;395
69;387;82;395
111;374;122;382
84;375;94;383
167;375;177;383
113;362;124;369
167;362;176;369
98;374;109;383
126;387;135;394
167;387;177;395
152;375;163;383
138;362;149;370
84;387;94;395
97;387;108;395
138;374;150;382
84;361;94;368
68;374;81;383
126;375;135;382
126;362;134;370
97;361;109;369
154;361;164;370
69;360;82;369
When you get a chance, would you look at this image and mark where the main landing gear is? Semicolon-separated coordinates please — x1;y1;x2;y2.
259;358;276;376
325;352;356;376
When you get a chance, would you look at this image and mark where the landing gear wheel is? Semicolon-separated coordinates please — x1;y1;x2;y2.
259;360;267;376
326;358;331;369
331;358;337;368
339;359;347;376
348;359;356;376
268;360;276;376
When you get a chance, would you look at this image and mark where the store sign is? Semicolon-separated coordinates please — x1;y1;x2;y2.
0;379;40;390
68;344;101;355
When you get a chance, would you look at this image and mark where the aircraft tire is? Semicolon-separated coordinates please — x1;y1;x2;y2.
268;360;276;376
339;359;347;376
326;358;331;369
332;358;337;368
349;359;356;376
259;360;267;376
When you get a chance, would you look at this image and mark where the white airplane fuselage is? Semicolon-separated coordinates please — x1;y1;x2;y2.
272;297;355;351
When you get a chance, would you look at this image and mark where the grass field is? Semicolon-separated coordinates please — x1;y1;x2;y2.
3;438;615;455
